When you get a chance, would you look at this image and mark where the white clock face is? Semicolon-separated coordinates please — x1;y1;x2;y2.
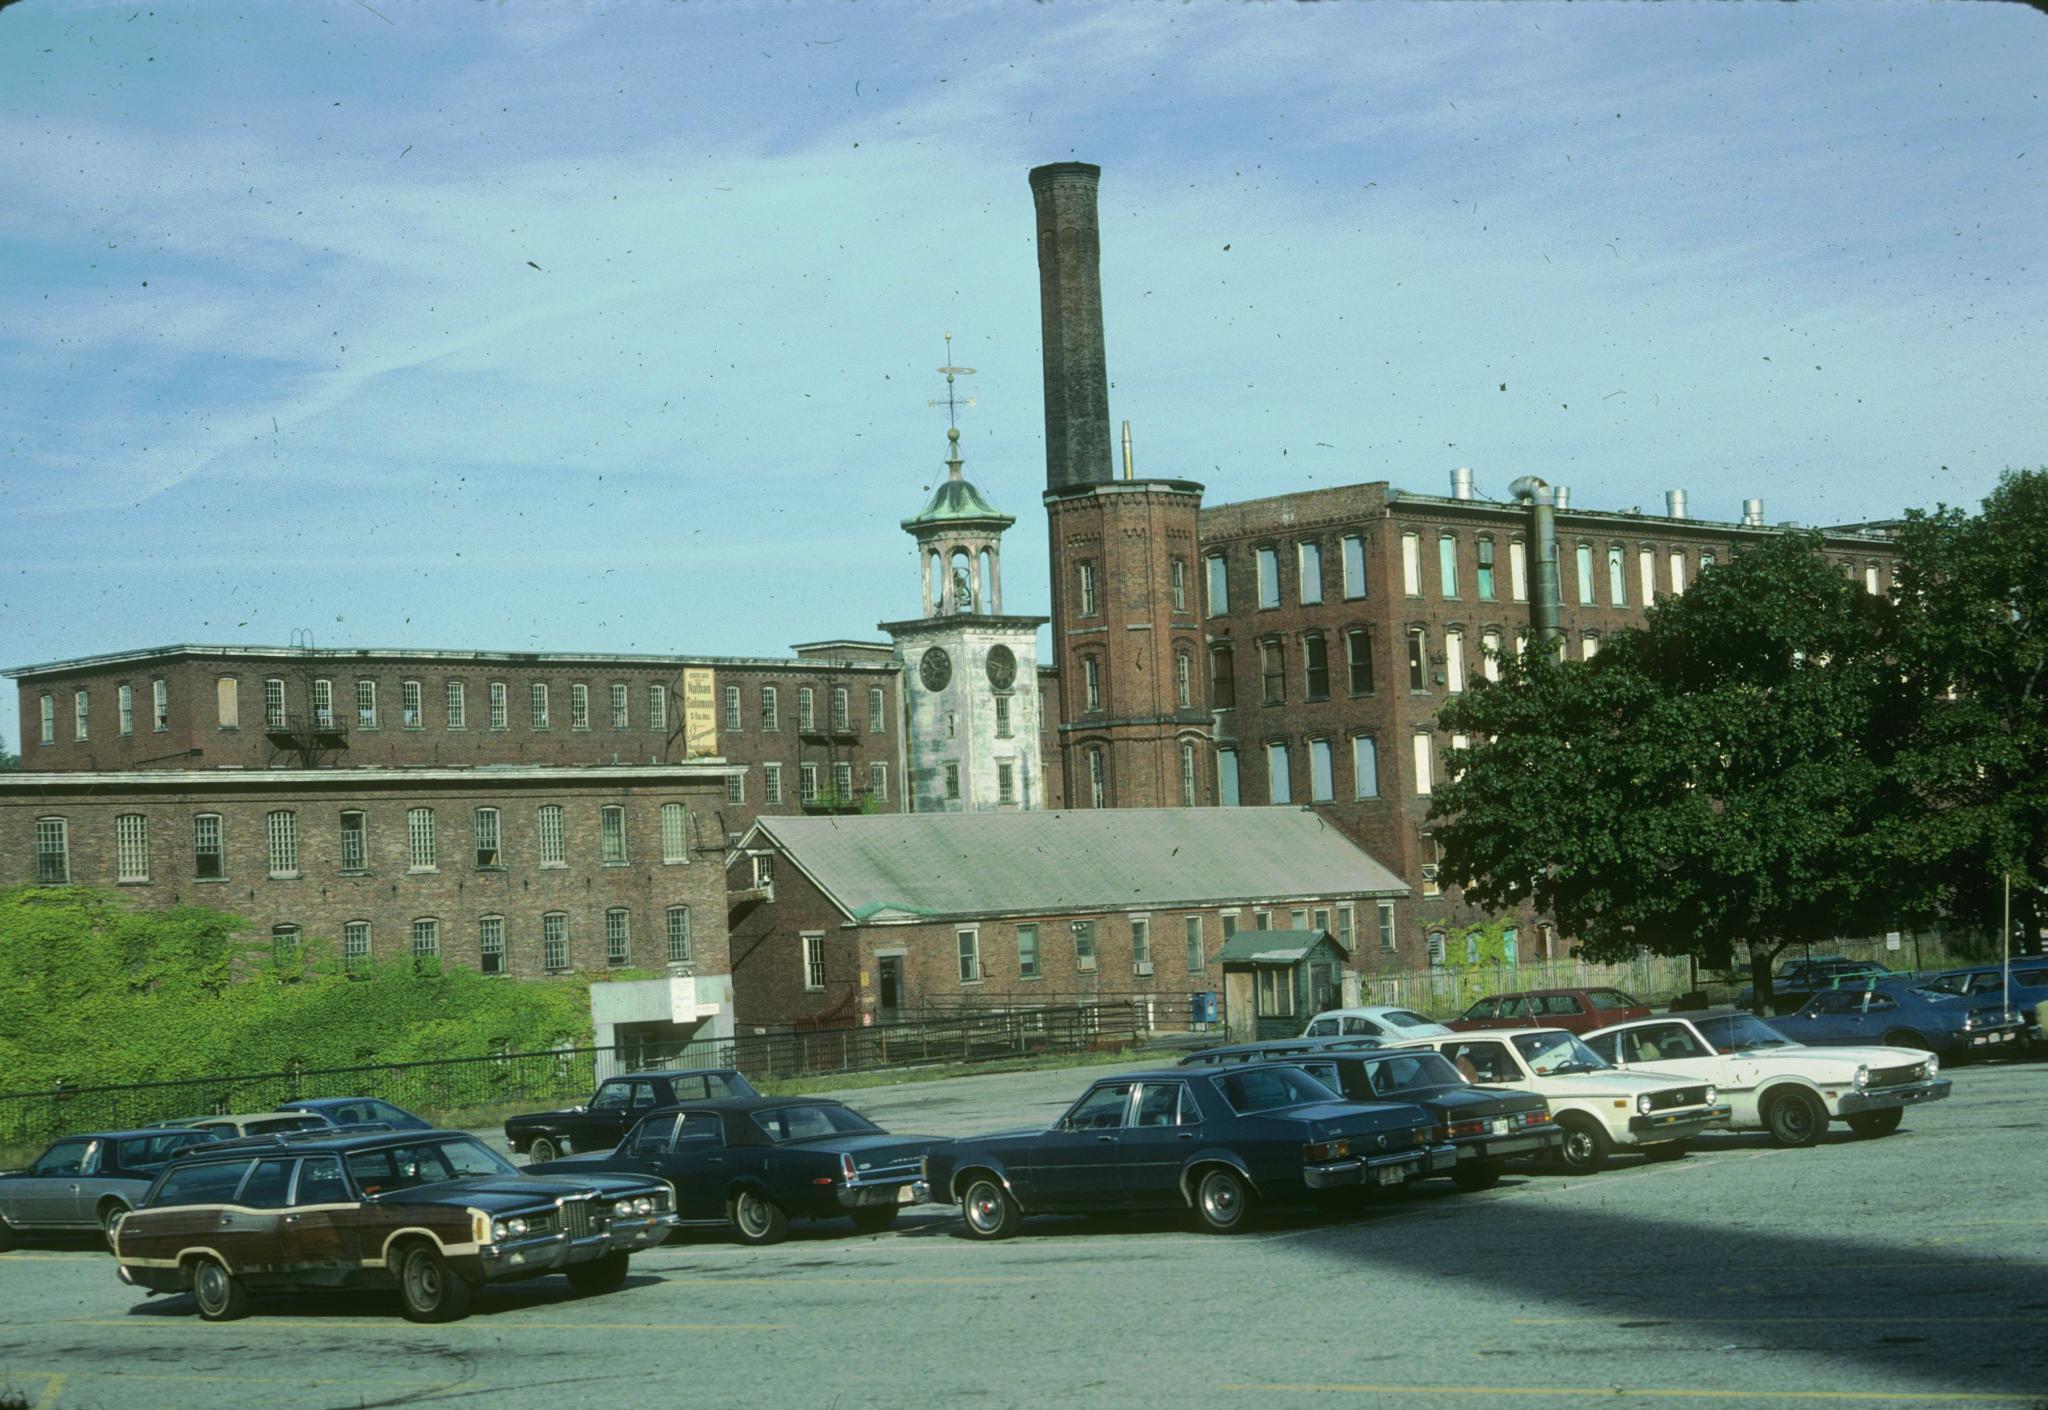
919;647;953;692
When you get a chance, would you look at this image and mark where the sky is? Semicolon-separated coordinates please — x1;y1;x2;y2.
1;1;2043;754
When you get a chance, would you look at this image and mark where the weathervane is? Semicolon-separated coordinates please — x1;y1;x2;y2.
928;333;976;479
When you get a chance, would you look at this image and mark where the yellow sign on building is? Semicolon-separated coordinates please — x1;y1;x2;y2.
682;668;718;758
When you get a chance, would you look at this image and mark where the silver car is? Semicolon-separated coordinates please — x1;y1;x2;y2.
0;1128;215;1249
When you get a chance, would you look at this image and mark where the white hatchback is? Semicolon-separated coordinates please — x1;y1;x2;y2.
1301;1006;1453;1041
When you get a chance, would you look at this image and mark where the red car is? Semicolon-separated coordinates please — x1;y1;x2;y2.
1449;987;1651;1035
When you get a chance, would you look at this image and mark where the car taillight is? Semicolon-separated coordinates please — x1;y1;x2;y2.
1438;1119;1489;1140
1303;1140;1351;1163
1518;1110;1552;1127
840;1152;858;1183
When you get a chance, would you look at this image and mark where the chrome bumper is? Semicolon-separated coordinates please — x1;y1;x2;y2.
478;1213;679;1275
1466;1128;1565;1160
1838;1078;1952;1115
1627;1103;1733;1138
836;1179;929;1209
1304;1142;1458;1189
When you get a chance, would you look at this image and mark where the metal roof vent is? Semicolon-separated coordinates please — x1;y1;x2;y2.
1666;489;1689;520
1553;485;1571;510
1741;497;1764;527
1450;467;1474;500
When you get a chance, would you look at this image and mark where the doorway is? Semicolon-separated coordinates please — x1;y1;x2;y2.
877;955;903;1021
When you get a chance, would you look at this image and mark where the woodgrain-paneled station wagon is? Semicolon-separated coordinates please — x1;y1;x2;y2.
113;1130;678;1322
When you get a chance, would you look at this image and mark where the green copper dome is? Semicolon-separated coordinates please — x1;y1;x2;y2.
901;430;1016;533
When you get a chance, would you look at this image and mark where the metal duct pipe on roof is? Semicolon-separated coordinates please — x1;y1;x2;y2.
1554;485;1571;510
1509;477;1563;650
1742;497;1765;526
1450;467;1474;500
1667;489;1689;520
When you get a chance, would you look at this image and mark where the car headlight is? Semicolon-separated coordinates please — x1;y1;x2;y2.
1637;1095;1653;1115
1854;1064;1869;1089
1703;1085;1717;1106
1925;1055;1939;1078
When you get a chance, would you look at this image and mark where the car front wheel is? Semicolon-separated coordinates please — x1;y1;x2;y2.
1765;1089;1828;1148
100;1202;128;1253
191;1257;251;1322
1882;1029;1932;1052
526;1136;561;1164
1846;1108;1904;1138
398;1244;476;1323
1553;1115;1611;1175
960;1176;1021;1241
1192;1166;1255;1234
730;1190;790;1246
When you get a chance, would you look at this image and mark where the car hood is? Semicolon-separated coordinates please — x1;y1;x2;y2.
389;1172;662;1211
1540;1071;1693;1098
1742;1044;1933;1070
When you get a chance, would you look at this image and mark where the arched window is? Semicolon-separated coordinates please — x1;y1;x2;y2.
1087;746;1106;808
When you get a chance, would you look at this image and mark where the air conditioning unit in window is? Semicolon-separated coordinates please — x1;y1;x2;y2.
1420;864;1439;882
1134;961;1155;977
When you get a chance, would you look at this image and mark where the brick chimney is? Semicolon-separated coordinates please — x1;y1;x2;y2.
1029;162;1114;492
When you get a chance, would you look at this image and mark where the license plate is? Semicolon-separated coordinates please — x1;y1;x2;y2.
1376;1166;1405;1187
896;1185;916;1203
1491;1118;1511;1135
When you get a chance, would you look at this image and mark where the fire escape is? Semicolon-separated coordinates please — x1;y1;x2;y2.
264;630;350;768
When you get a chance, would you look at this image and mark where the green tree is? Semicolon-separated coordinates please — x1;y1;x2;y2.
0;730;19;771
1890;468;2048;945
1431;533;1927;1014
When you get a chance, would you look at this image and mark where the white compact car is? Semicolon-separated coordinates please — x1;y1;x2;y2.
1394;1027;1731;1174
1583;1009;1951;1148
1300;1006;1453;1040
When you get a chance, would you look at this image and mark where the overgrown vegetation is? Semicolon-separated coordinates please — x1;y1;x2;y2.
0;887;600;1093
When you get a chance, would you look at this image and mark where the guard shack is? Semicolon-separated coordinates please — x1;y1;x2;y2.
1217;929;1349;1042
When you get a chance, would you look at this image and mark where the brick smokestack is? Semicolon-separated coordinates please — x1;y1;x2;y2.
1030;162;1114;491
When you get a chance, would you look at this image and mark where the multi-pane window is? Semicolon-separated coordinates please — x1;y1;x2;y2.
264;679;286;730
600;806;627;865
1510;540;1530;602
73;689;89;740
1407;629;1428;690
1260;639;1285;705
570;683;590;730
1185;915;1204;972
1378;900;1397;952
1267;742;1292;805
802;933;826;991
1217;747;1240;807
995;695;1013;738
1309;738;1334;802
1303;634;1329;700
1342;535;1367;599
661;803;689;864
530;683;550;730
474;807;501;868
665;906;692;965
997;762;1015;804
406;808;436;870
193;814;224;879
1481;629;1503;682
479;917;505;975
1171;557;1188;612
1083;656;1103;711
1352;735;1379;798
1256;547;1280;609
945;762;962;801
1438;534;1459;598
1401;532;1422;596
1211;645;1235;709
1639;546;1657;603
1180;742;1198;807
1336;904;1355;950
1476;537;1497;601
402;680;423;729
723;685;741;731
489;681;508;730
799;763;819;803
35;817;69;883
339;811;366;873
118;683;134;736
1132;916;1152;967
1087;748;1106;808
1175;652;1193;708
649;683;668;731
798;687;816;733
152;678;169;731
38;692;55;745
538;805;566;865
869;762;888;801
1018;923;1040;978
833;762;854;800
1297;541;1323;604
764;764;784;803
1413;732;1435;796
605;908;631;966
611;683;629;730
1608;545;1628;606
1576;543;1595;605
267;810;299;878
1346;628;1374;694
957;928;982;984
411;917;439;960
868;687;885;734
1669;549;1687;595
761;686;780;732
1445;630;1465;694
312;679;333;729
1073;920;1097;971
344;921;372;971
831;687;850;733
727;773;745;805
542;913;568;973
446;680;467;729
1078;561;1098;616
1206;554;1229;616
116;814;150;882
356;679;377;729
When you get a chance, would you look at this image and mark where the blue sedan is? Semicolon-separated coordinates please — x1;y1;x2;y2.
923;1066;1454;1239
1776;985;2028;1057
1915;962;2048;1047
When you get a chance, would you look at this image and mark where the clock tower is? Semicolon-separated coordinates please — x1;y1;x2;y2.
880;357;1048;814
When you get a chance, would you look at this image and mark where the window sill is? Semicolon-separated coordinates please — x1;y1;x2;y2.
269;872;302;882
115;879;151;887
661;859;690;867
802;986;825;995
447;725;467;732
193;876;230;885
218;725;239;733
1019;972;1043;982
959;978;984;987
601;861;630;869
540;862;568;870
407;867;440;875
475;864;505;873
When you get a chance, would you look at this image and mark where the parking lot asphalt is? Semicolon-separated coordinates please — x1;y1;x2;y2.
1;1057;2042;1410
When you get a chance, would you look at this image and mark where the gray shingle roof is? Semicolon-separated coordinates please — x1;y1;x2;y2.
1215;929;1334;966
746;808;1408;924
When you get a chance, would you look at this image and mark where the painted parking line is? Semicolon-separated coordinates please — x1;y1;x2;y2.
1510;1315;2048;1327
0;1251;105;1261
57;1316;787;1332
652;1274;1048;1286
1221;1381;2040;1404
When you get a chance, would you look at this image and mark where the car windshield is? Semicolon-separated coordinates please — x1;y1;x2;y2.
1694;1013;1795;1052
115;1132;207;1168
750;1104;879;1144
345;1136;517;1197
1381;1010;1440;1030
1510;1031;1609;1075
1214;1066;1341;1114
1588;989;1640;1010
1363;1052;1465;1093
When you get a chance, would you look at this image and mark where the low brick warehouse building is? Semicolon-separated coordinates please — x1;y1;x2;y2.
0;764;743;1033
723;807;1407;1032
